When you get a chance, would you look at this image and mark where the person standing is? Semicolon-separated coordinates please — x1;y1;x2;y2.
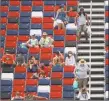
75;7;90;40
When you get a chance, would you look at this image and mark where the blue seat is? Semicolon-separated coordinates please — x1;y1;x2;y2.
43;30;53;35
14;73;26;79
105;29;109;34
38;93;49;98
29;54;40;60
105;66;109;71
106;84;109;91
17;47;28;54
105;71;109;78
1;36;5;42
32;6;43;11
66;29;76;35
105;53;109;59
7;30;18;35
31;24;42;29
1;12;8;17
1;1;9;6
54;35;64;41
1;24;6;29
19;29;30;35
1;80;12;86
69;17;75;23
20;17;30;23
21;0;32;5
105;17;109;23
105;6;109;11
9;6;20;11
63;91;74;98
63;85;73;91
1;86;12;92
1;92;11;99
56;0;66;5
53;47;64;53
39;78;50;85
1;42;4;48
64;72;75;78
20;12;31;17
44;0;55;5
40;60;51;66
27;67;37;73
52;65;63;72
51;79;62;85
44;12;54;17
26;86;37;92
19;23;30;29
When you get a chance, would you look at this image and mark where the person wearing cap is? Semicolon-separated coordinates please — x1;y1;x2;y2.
39;32;54;47
75;7;89;40
53;4;68;29
65;51;76;66
74;59;90;99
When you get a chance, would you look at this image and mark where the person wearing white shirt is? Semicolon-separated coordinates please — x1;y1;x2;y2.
65;51;76;66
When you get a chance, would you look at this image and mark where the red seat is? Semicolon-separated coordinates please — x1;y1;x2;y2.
21;6;32;12
68;11;77;17
105;59;109;65
1;6;8;12
13;79;25;85
51;85;62;91
54;29;65;35
54;41;64;47
105;46;109;52
12;92;25;97
5;41;17;48
50;91;62;99
26;79;38;85
10;1;20;6
54;6;60;12
15;66;26;73
18;36;29;42
31;17;42;23
27;73;34;79
32;1;43;6
63;78;74;85
6;36;17;41
7;24;18;30
8;12;19;17
41;47;52;53
66;35;76;41
1;17;7;23
105;35;109;40
67;1;78;6
43;23;53;29
43;17;53;23
1;30;6;36
64;66;75;72
51;72;63;79
41;53;52;60
13;85;25;92
44;6;54;11
29;47;40;54
105;11;109;17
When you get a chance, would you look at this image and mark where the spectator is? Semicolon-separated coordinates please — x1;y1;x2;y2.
53;4;68;29
20;34;39;49
65;51;76;66
39;72;46;79
28;56;38;72
11;92;24;100
75;7;89;40
74;59;90;99
53;51;64;66
31;72;39;79
1;50;16;68
39;32;54;47
16;53;26;66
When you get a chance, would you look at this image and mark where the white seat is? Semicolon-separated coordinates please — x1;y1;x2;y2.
66;23;77;30
37;85;50;93
105;91;109;98
105;23;109;30
30;29;42;36
105;1;108;6
31;11;43;18
1;73;14;80
64;47;76;54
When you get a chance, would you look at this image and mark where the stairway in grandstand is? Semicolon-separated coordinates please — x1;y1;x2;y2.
77;0;105;100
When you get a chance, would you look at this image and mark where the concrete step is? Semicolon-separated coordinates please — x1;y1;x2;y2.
78;43;105;47
78;49;105;53
78;56;104;59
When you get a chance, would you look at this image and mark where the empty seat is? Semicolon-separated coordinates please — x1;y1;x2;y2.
1;30;6;36
53;47;64;53
32;11;43;18
63;91;74;98
54;41;64;47
1;80;12;86
18;36;29;42
1;1;9;6
1;73;14;80
8;17;18;23
105;59;109;65
20;17;30;23
67;1;78;6
19;23;30;29
66;29;76;35
66;35;76;41
43;23;53;29
64;72;75;78
63;85;73;91
52;65;63;72
13;79;25;85
31;24;42;29
13;85;25;92
7;30;18;35
51;79;62;85
1;6;8;12
8;11;19;17
1;92;11;99
19;29;30;35
39;78;50;85
1;17;7;23
54;29;65;35
30;29;42;36
10;1;20;6
41;53;52;60
44;0;55;5
2;67;14;73
7;24;18;30
51;85;62;91
44;12;54;17
38;85;50;93
105;11;109;17
32;1;43;6
54;35;64;41
43;17;53;23
32;6;43;11
20;12;31;17
38;92;49;98
56;0;66;5
21;6;32;12
31;17;42;23
9;6;20;11
14;73;26;79
26;79;38;85
21;0;32;5
63;78;74;85
64;66;75;72
51;72;63;79
41;47;52;53
1;12;8;17
50;91;62;99
15;66;26;73
6;36;17;41
1;86;12;92
27;72;34;79
65;41;76;47
26;86;37;92
29;47;40;54
44;6;54;11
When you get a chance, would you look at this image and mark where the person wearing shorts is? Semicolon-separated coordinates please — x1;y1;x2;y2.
75;7;90;40
74;59;90;99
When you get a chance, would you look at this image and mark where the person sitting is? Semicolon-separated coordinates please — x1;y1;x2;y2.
1;50;16;68
65;51;76;66
20;34;39;49
53;51;64;66
53;4;68;29
39;32;54;48
31;72;39;79
28;56;38;72
16;53;26;66
11;92;24;100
